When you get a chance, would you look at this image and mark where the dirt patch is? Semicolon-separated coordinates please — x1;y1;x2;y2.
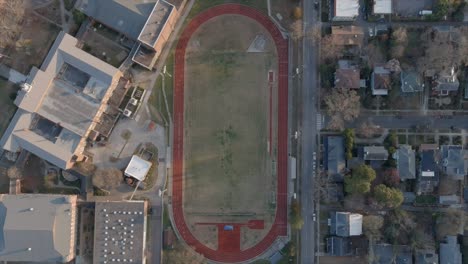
0;12;61;75
182;14;278;248
35;0;62;25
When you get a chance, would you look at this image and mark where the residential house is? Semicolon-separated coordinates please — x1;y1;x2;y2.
331;26;365;46
0;194;78;263
464;187;468;203
335;61;361;89
324;136;346;182
78;0;179;69
394;145;416;180
372;244;413;264
401;71;424;93
326;236;368;256
373;0;392;15
332;0;359;21
433;67;459;96
330;212;363;237
415;249;438;264
441;145;467;180
94;200;148;264
363;146;389;161
439;194;461;206
439;236;462;264
371;65;392;95
417;144;440;194
0;32;126;169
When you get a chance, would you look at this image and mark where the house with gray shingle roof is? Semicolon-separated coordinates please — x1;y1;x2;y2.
441;145;467;180
363;146;389;161
394;145;416;180
440;236;462;264
372;244;413;264
325;136;346;182
417;145;440;194
401;71;424;93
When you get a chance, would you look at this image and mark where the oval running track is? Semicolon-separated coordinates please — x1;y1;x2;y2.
172;4;289;263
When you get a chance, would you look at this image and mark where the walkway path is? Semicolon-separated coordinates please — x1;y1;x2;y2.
172;4;289;263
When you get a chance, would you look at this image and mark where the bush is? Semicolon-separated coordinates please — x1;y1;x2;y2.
292;7;303;19
72;10;87;25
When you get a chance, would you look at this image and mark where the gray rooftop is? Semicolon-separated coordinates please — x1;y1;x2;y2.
94;201;147;264
372;244;413;264
0;31;120;169
394;145;416;180
363;146;389;161
415;249;438;264
78;0;157;40
325;136;346;182
326;236;352;256
138;0;175;47
441;145;467;180
0;194;77;263
401;71;424;93
330;212;362;237
440;236;462;264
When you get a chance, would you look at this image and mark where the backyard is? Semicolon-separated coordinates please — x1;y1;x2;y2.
0;79;18;138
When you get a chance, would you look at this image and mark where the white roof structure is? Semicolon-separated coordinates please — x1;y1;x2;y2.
333;0;359;20
348;213;363;236
422;171;435;177
125;155;152;181
0;194;77;263
0;31;122;169
374;0;392;14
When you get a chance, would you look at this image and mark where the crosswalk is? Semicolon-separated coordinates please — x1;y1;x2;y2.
316;114;322;130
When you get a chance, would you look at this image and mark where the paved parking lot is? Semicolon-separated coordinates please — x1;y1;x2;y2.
393;0;434;17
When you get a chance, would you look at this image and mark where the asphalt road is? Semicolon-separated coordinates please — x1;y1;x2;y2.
299;1;319;263
348;114;468;129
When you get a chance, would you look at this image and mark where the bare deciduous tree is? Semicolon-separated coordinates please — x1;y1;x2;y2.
390;27;408;59
163;242;206;264
324;89;360;130
290;20;303;40
0;0;25;48
92;168;123;191
7;166;21;180
357;121;383;138
320;35;345;63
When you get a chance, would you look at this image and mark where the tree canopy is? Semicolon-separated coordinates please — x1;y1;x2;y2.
373;184;404;208
324;89;360;130
344;165;376;194
363;215;384;239
343;128;355;160
290;200;304;230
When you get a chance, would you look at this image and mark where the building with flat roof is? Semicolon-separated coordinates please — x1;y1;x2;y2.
94;200;148;264
0;31;124;169
440;236;462;264
324;136;346;182
78;0;179;69
373;0;392;14
0;194;77;263
332;0;359;21
330;212;363;237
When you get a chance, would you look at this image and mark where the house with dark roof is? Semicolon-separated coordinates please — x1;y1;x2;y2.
324;136;346;182
326;236;368;256
330;212;363;237
77;0;179;69
433;67;459;96
372;65;392;95
394;145;416;180
415;249;438;264
363;146;389;161
335;61;361;89
441;145;467;180
372;244;413;264
401;71;424;93
440;236;462;264
417;145;440;194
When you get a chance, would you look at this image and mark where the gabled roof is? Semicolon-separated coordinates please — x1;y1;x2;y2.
441;145;467;179
401;71;424;93
335;68;360;89
363;146;389;161
420;149;438;179
325;136;346;182
440;236;462;264
330;212;363;237
371;66;391;95
0;194;77;262
331;26;364;46
394;145;416;180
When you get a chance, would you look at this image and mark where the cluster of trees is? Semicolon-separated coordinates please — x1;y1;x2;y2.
373;184;404;208
0;0;25;49
290;199;304;230
344;165;376;194
343;129;355;160
324;89;360;130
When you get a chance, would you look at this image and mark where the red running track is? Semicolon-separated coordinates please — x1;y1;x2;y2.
172;4;288;263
